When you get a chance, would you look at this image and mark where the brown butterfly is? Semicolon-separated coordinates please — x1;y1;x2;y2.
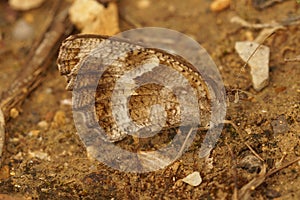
57;34;212;143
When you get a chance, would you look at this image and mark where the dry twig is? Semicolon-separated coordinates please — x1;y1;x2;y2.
284;55;300;62
230;15;300;29
230;16;282;29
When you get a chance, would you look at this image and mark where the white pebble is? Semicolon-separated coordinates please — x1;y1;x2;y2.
235;41;270;91
9;0;45;11
38;120;49;130
69;0;119;35
182;171;202;187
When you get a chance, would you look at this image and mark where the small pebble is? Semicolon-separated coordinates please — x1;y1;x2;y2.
37;120;49;130
69;0;120;35
271;115;288;134
28;130;40;137
9;0;45;11
28;150;50;160
245;128;252;134
210;0;231;12
60;99;72;106
10;108;19;119
182;171;202;187
13;152;23;160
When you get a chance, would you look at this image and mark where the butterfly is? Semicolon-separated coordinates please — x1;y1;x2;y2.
57;34;212;143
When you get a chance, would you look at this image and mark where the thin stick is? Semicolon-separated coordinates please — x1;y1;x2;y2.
175;127;195;160
284;55;300;62
244;142;264;162
266;156;300;177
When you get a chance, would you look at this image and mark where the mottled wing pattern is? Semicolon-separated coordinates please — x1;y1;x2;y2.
57;34;110;90
57;34;211;142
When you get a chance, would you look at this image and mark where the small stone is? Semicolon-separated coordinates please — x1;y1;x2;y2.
182;171;202;187
10;108;19;119
271;115;288;134
9;0;45;11
60;99;72;106
210;0;231;12
13;152;23;160
69;0;120;35
28;130;40;137
235;41;270;91
12;19;34;41
245;128;252;134
137;0;150;9
37;120;49;130
28;150;50;160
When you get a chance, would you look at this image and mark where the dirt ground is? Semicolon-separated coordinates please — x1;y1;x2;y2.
0;0;299;199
